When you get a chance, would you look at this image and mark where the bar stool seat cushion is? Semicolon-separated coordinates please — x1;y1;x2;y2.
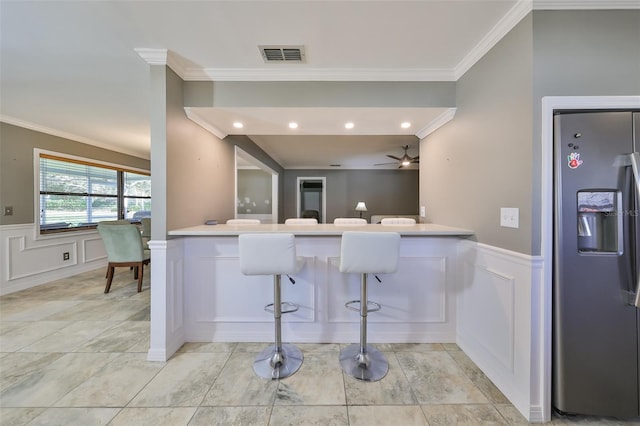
239;233;303;276
339;231;400;274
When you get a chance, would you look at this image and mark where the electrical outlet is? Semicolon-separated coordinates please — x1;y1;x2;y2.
4;206;13;216
420;206;426;217
500;208;519;228
63;252;70;261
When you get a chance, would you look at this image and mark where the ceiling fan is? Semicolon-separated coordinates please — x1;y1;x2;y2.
374;145;419;168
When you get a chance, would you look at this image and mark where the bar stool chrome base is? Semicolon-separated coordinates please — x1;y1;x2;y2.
339;344;388;382
254;344;304;380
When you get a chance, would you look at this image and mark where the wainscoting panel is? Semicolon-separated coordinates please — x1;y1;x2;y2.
0;224;107;295
456;239;544;423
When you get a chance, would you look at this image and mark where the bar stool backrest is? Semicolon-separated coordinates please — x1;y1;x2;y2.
239;233;299;276
380;217;416;225
334;218;367;226
227;219;261;225
284;218;318;225
339;231;400;274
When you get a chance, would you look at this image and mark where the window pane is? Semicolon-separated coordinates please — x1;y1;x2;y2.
40;158;117;195
125;198;152;220
40;195;118;227
38;154;150;232
124;172;151;197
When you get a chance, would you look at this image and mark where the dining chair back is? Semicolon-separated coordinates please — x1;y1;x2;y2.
97;223;150;293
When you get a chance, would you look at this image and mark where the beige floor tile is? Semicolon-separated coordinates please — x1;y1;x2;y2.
344;352;416;405
109;407;197;426
54;352;164;407
27;407;120;426
19;320;116;352
0;407;47;426
75;321;149;352
0;352;63;392
2;300;82;321
421;403;508;425
130;352;229;407
189;406;271;426
448;349;510;404
397;351;489;405
275;352;346;405
269;405;349;426
494;403;531;425
0;321;72;352
348;405;429;426
0;352;118;407
202;351;278;406
378;342;446;352
178;342;238;353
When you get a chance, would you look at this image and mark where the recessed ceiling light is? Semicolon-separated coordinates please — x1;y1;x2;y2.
345;122;354;129
289;122;298;129
401;122;411;129
233;122;243;129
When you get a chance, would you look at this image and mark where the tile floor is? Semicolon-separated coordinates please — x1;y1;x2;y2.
0;268;638;425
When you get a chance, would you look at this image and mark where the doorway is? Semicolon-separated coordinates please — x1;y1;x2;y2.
296;177;326;223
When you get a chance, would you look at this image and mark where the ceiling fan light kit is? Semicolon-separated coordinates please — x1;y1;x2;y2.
375;145;419;168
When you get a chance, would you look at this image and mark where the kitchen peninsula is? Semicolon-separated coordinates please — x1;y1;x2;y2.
148;222;474;363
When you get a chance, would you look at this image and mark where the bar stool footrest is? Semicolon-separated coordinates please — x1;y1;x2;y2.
264;302;299;314
345;299;381;313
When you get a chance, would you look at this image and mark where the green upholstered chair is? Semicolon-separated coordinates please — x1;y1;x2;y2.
97;223;150;293
140;217;151;249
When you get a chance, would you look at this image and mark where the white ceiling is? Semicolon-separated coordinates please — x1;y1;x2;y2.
1;0;628;169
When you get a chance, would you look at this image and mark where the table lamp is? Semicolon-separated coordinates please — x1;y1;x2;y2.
355;201;367;218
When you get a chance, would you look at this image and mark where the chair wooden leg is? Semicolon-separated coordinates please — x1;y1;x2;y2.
133;266;139;279
137;262;143;293
105;265;115;293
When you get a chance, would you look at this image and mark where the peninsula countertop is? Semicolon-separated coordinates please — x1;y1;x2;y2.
168;223;474;237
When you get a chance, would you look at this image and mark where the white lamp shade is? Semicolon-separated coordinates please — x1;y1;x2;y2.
355;202;367;212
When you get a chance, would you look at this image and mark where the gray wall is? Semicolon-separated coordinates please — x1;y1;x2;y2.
530;9;640;253
420;14;534;254
284;169;418;223
164;67;236;231
0;122;150;225
420;9;640;256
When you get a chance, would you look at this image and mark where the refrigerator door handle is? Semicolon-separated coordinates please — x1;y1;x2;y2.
627;152;640;307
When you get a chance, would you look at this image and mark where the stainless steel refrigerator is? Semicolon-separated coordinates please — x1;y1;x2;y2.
553;110;640;418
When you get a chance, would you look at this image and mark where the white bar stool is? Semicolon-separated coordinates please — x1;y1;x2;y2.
380;217;416;225
239;233;304;380
338;231;400;381
334;218;368;226
227;219;261;225
284;218;318;225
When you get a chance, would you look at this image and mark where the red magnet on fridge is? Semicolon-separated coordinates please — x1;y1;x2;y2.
567;152;583;169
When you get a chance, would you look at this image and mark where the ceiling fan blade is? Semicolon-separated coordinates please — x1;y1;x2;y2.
374;162;397;166
412;155;419;161
411;159;420;163
387;155;402;161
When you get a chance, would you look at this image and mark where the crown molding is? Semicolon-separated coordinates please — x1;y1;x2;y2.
134;48;188;79
533;0;640;9
134;48;168;65
0;115;149;159
181;67;456;82
184;108;227;140
454;0;532;80
415;108;457;139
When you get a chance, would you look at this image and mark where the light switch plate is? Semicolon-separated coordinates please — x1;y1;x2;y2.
500;207;519;228
420;206;426;217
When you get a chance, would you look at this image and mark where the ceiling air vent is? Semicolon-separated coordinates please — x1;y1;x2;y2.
259;45;306;63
